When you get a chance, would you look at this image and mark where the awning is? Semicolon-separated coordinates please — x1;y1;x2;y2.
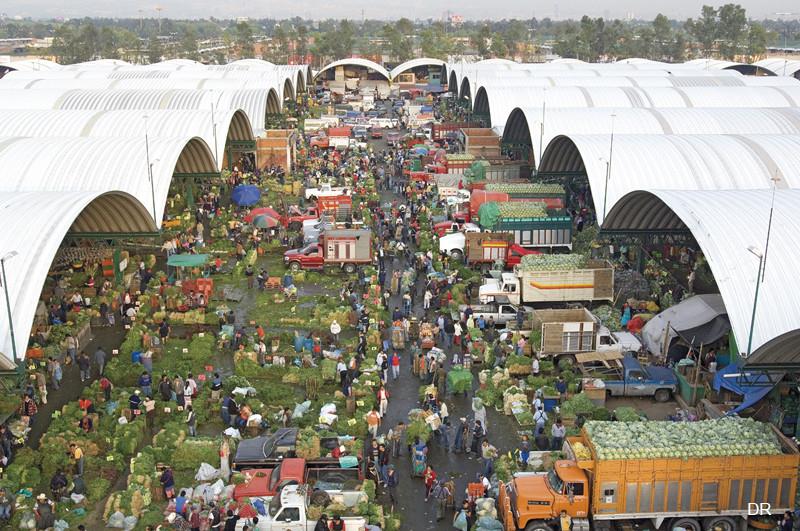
167;254;209;268
642;294;730;357
713;362;784;414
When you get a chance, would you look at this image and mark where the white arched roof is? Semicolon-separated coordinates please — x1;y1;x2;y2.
0;135;217;227
538;133;800;224
502;107;800;162
0;190;154;365
389;58;446;81
474;85;800;128
604;189;800;359
0;109;253;170
145;59;206;70
62;59;131;70
0;88;279;133
755;58;800;78
314;58;390;81
0;58;61;72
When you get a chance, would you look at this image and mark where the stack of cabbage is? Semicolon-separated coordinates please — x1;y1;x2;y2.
485;183;565;196
519;253;588;271
494;201;548;219
586;418;782;460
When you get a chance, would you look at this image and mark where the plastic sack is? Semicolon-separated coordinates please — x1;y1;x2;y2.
320;403;337;416
319;413;338;426
105;401;119;415
453;510;469;531
122;515;138;530
476;516;504;530
195;463;219;482
210;479;225;497
54;520;69;531
117;416;128;425
131;351;141;364
292;400;312;419
19;511;36;529
223;427;242;439
232;386;256;396
193;484;209;501
70;492;86;504
475;498;494;512
253;498;267;515
107;510;126;528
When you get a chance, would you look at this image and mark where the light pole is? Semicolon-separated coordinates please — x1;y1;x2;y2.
761;174;780;282
210;102;219;169
745;245;764;358
539;88;546;165
602;113;616;223
1;251;19;362
143;115;158;225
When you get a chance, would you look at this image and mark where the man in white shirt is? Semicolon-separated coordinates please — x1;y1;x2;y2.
534;407;548;433
532;356;540;376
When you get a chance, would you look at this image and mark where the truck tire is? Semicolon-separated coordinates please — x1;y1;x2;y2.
309;195;317;202
524;522;553;531
449;249;463;261
288;221;301;231
289;261;302;272
654;388;672;402
671;518;702;531
704;516;737;531
343;263;357;274
557;354;577;370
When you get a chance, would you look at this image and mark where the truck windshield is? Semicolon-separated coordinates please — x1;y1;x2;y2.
269;462;282;492
548;469;564;494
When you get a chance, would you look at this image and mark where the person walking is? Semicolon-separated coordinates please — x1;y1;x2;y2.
65;334;78;366
187;405;197;437
47;357;62;391
551;418;566;451
70;443;84;476
480;439;498;478
77;351;91;382
534;406;548;434
385;465;399;504
94;347;107;377
390;351;400;380
138;371;152;397
159;319;171;345
469;419;485;458
330;319;341;344
377;384;390;418
366;407;381;438
423;464;437;501
36;372;47;405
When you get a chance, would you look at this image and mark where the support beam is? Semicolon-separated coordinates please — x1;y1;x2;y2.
172;172;222;180
65;232;162;239
228;140;256;151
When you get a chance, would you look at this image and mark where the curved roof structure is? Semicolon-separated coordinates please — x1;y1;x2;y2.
502;107;800;163
0;190;154;365
755;58;800;79
62;59;131;70
313;58;390;81
0;58;61;72
389;58;446;81
0;135;217;226
0;88;279;133
473;85;800;129
604;189;800;359
684;58;776;76
538;133;800;224
0;109;253;170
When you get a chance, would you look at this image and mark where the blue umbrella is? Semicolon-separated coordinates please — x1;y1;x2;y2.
231;185;261;206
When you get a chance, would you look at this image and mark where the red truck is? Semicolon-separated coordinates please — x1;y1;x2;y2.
439;231;539;268
283;228;372;273
433;219;480;237
310;135;330;149
285;196;353;229
232;458;364;500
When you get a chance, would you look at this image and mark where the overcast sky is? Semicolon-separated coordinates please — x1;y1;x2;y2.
4;0;799;22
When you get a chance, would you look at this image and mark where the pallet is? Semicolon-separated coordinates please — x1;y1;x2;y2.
265;277;282;290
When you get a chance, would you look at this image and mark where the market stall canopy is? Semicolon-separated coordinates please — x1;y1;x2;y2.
642;294;730;357
166;254;209;268
253;215;280;229
245;207;281;223
713;362;785;414
231;185;261;206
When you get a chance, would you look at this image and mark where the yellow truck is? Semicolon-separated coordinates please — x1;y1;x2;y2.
498;418;798;531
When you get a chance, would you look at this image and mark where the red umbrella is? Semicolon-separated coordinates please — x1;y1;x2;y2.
245;207;281;223
253;215;281;229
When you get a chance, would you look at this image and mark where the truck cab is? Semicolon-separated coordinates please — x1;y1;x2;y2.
433;220;480;237
284;242;323;270
239;484;367;530
499;463;590;531
233;459;307;500
478;273;521;305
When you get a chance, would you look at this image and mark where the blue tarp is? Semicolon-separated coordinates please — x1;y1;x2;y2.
713;362;784;414
231;185;261;206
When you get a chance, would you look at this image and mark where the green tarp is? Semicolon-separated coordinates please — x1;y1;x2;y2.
477;201;500;230
167;254;210;268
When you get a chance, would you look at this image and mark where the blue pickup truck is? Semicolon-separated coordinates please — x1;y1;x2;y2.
589;355;678;402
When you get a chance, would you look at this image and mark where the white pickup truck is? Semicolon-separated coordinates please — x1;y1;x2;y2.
304;183;351;201
236;484;367;530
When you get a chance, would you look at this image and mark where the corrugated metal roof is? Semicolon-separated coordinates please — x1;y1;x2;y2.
755;58;800;78
604;189;800;359
389;58;445;81
0;190;153;365
0;88;277;133
0;135;216;226
314;58;391;81
538;133;800;224
0;109;253;170
503;107;800;163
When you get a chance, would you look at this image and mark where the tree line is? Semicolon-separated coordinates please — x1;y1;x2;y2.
0;4;794;66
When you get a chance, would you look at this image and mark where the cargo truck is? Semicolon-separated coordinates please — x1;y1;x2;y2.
470;191;565;224
284;229;371;273
440;232;538;269
497;420;799;531
477;202;573;250
478;261;614;305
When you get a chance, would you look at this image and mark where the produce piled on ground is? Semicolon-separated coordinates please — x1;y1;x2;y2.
585;418;783;460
